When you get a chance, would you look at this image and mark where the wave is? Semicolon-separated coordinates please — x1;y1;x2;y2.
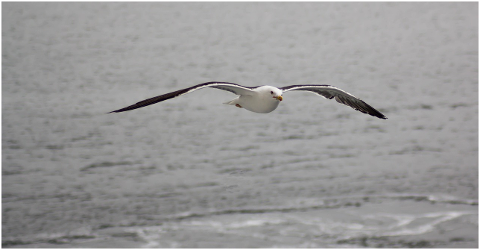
3;193;477;248
2;231;98;247
165;193;477;222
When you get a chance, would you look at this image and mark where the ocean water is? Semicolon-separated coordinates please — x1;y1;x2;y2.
2;2;478;248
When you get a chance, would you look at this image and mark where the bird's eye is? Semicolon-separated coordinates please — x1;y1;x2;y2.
270;91;274;94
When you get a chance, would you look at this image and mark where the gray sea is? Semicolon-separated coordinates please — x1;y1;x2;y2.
2;2;478;248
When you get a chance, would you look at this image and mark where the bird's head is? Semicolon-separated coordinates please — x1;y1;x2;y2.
266;87;283;101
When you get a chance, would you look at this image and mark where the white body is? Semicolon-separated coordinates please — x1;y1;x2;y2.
224;86;283;113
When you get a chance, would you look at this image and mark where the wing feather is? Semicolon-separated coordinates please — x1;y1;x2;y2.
281;85;387;119
109;82;255;113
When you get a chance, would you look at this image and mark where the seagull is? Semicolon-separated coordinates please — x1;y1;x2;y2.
109;81;387;119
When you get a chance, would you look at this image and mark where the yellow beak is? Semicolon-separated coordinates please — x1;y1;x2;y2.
276;95;283;101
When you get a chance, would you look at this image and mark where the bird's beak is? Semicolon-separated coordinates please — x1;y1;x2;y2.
276;95;283;101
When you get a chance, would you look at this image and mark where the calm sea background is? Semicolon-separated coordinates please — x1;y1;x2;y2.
2;2;478;248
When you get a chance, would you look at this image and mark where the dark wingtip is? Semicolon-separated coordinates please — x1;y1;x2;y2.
107;109;120;114
373;112;388;119
108;108;129;114
376;111;388;120
373;110;387;119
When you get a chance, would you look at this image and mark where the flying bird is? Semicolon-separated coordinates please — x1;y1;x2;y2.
109;81;387;119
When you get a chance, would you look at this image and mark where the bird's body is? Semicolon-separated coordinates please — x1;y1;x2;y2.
110;82;387;119
223;85;283;113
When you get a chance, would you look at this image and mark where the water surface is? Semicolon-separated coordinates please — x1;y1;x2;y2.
2;2;478;248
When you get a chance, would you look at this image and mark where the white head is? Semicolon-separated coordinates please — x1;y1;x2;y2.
258;86;283;102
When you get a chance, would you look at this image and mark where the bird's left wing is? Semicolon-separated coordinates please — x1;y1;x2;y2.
109;82;256;113
281;85;387;119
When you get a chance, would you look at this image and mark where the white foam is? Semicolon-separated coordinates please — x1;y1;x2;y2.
378;211;473;237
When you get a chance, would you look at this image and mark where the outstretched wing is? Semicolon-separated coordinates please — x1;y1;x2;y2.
281;85;387;119
109;82;256;113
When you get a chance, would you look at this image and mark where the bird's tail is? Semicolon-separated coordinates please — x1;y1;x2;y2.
223;98;239;105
